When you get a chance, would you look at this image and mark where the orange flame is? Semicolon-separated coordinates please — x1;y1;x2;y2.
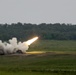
25;37;38;45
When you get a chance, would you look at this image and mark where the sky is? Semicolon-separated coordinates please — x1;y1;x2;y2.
0;0;76;24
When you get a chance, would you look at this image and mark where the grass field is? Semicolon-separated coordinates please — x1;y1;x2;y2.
29;40;76;53
0;40;76;75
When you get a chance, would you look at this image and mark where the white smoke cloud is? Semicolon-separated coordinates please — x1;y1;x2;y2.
0;37;29;54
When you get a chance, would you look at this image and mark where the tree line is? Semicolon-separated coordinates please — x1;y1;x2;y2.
0;22;76;41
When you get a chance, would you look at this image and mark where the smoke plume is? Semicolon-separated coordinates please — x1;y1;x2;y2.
0;37;29;54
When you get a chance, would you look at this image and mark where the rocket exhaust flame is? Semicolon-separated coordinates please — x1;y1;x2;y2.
25;37;38;45
0;37;38;55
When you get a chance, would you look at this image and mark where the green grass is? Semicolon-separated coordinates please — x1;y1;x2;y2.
0;54;76;75
0;71;54;75
29;40;76;52
0;40;76;75
0;71;75;75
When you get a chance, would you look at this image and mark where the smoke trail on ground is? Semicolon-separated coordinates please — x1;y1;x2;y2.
0;37;29;54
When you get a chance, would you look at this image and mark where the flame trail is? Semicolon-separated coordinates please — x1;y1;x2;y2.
0;37;38;54
25;37;38;45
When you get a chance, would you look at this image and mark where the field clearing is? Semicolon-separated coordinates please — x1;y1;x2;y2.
0;40;76;75
29;40;76;53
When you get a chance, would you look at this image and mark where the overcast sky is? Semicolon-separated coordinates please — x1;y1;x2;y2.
0;0;76;24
